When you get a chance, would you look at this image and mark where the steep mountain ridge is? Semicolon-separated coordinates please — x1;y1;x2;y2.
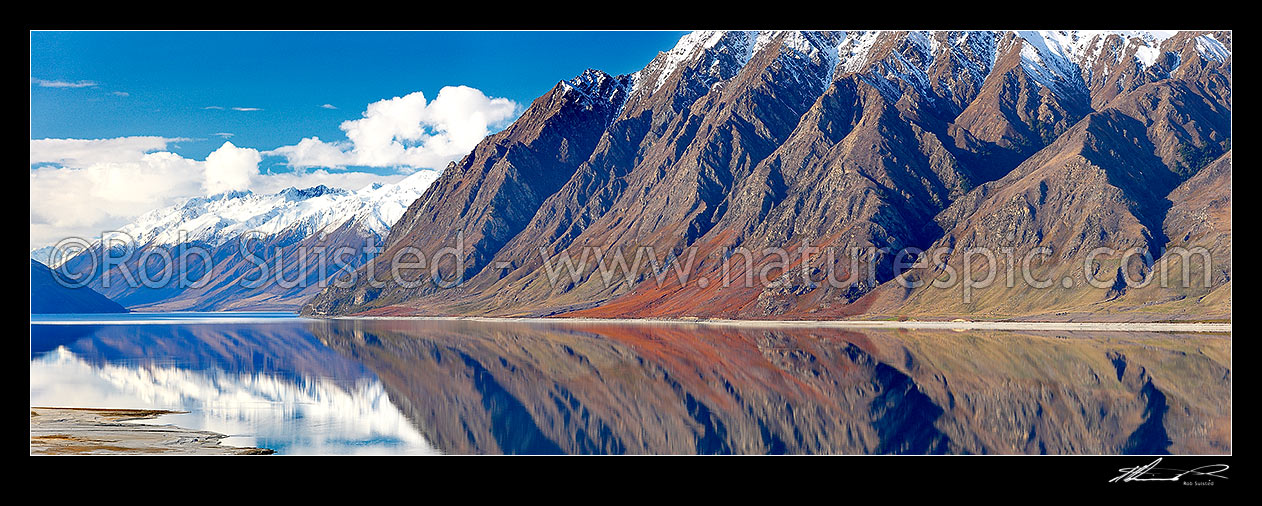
866;76;1230;318
294;30;1231;320
309;31;854;315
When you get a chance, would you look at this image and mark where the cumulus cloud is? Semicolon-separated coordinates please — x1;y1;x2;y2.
30;139;265;242
319;103;338;110
30;136;188;166
30;85;518;248
30;138;205;246
267;86;518;170
29;137;411;248
203;141;261;194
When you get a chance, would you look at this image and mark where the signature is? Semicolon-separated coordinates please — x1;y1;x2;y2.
1110;458;1229;483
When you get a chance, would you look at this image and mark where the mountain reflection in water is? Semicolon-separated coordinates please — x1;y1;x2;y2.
30;317;1230;455
29;320;435;455
310;320;1229;455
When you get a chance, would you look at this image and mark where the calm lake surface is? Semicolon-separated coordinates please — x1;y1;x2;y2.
29;313;1231;455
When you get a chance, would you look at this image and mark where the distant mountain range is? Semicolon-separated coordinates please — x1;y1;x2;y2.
42;170;438;311
302;30;1231;321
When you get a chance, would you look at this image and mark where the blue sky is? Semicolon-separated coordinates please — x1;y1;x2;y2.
31;31;687;165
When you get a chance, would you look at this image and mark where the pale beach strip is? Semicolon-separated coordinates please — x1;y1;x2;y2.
329;316;1232;333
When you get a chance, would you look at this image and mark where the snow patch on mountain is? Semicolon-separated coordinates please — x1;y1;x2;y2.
1016;31;1092;98
638;30;1216;109
1031;31;1176;68
30;245;62;268
762;31;847;92
634;30;851;100
1194;34;1230;62
1016;30;1189;93
643;30;759;94
838;31;883;74
1134;44;1162;67
560;68;634;116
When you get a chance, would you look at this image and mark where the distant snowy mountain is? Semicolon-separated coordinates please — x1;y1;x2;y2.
30;245;62;268
107;169;438;248
47;170;440;311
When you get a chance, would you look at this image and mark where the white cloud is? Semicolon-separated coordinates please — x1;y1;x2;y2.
203;141;261;194
267;86;518;170
29;137;413;249
111;91;130;97
30;85;517;248
203;106;225;110
30;139;205;247
265;136;351;168
32;78;98;88
231;107;262;112
213;132;234;138
320;103;338;110
30;136;187;166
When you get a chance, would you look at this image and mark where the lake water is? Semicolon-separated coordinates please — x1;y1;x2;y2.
29;313;1231;455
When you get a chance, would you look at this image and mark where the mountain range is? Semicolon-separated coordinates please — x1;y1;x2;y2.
302;30;1231;321
33;30;1229;321
43;170;438;311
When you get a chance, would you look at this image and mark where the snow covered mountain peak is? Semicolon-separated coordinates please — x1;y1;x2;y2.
560;68;634;113
1008;30;1228;101
277;184;346;201
565;68;614;91
1019;30;1179;64
640;30;758;94
633;30;853;97
621;30;1229;111
81;169;439;250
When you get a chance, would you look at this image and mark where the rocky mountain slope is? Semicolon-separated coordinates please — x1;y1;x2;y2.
49;170;438;311
296;30;1228;320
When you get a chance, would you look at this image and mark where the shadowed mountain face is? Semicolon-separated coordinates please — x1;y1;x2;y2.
30;260;126;314
303;30;1230;321
866;90;1231;319
31;322;375;384
59;222;384;311
310;320;1230;455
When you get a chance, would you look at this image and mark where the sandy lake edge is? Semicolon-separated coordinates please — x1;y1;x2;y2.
30;407;274;455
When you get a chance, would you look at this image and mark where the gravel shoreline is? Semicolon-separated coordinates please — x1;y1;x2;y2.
328;316;1233;333
30;407;273;455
